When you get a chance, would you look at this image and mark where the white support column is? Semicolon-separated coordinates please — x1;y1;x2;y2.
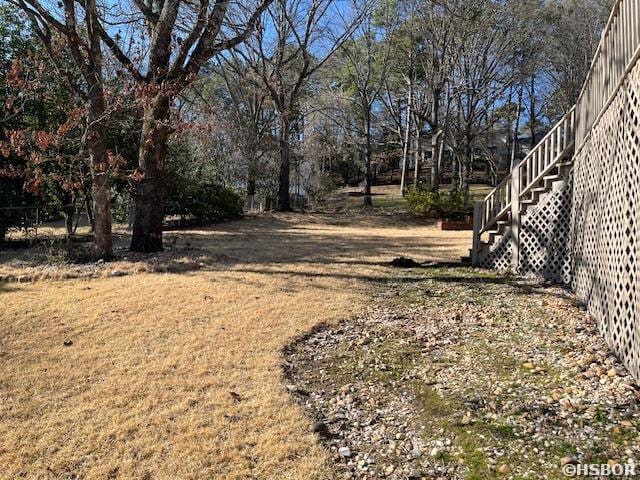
472;203;482;265
510;164;521;272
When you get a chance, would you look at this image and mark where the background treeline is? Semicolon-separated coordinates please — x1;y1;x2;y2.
0;0;612;256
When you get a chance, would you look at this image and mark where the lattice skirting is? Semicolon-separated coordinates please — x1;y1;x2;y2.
570;60;640;381
478;231;512;271
476;60;640;381
518;175;573;284
478;177;573;283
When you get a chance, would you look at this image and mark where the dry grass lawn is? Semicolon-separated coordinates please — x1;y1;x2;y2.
330;183;494;211
0;213;471;479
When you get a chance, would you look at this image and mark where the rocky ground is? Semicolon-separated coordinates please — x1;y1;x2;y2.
283;267;640;479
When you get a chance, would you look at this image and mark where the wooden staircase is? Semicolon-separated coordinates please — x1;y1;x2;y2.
470;107;576;269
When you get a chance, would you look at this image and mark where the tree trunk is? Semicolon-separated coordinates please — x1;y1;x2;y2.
247;163;256;196
413;124;421;188
431;133;442;192
64;203;74;238
277;113;291;211
85;192;94;232
505;85;514;167
529;75;537;148
437;133;445;187
452;155;459;189
83;0;113;260
462;139;473;202
86;81;113;259
363;102;373;207
400;83;413;196
511;84;524;169
430;88;441;192
130;92;170;252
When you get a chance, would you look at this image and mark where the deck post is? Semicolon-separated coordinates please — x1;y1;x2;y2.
510;164;521;272
471;203;482;265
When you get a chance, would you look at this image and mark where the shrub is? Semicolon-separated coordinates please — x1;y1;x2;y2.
166;183;243;224
406;188;441;217
0;207;21;242
406;187;471;220
186;183;243;222
304;172;341;209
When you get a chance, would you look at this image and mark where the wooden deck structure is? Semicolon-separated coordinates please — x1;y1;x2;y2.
471;0;640;381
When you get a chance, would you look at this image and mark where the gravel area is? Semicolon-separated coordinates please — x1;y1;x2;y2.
283;267;640;479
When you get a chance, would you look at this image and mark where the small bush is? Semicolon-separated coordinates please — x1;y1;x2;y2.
166;183;243;224
0;179;31;242
305;172;341;209
406;187;471;219
406;188;441;217
187;184;243;222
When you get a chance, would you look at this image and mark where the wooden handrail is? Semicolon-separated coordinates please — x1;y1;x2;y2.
480;106;575;204
519;142;574;199
472;0;640;266
477;107;575;234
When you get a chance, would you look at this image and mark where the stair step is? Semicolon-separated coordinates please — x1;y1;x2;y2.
556;161;573;167
532;187;547;193
543;174;561;182
520;198;536;212
495;222;509;232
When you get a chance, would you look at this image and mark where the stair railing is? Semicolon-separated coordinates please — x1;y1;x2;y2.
517;107;576;199
472;0;640;266
471;107;576;264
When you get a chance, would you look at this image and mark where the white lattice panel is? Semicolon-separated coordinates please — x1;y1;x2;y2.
518;176;573;284
478;233;512;271
570;60;640;381
473;56;640;381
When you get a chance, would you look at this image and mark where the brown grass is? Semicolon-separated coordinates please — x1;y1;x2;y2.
0;213;471;479
328;183;494;211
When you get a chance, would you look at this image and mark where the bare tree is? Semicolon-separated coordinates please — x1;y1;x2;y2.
448;0;518;197
15;0;273;252
236;0;364;211
333;0;394;206
416;0;461;191
214;57;277;196
546;0;612;110
14;0;114;258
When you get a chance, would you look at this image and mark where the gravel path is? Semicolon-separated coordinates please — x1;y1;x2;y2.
283;267;640;479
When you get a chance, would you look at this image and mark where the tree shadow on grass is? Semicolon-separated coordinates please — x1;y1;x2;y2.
0;213;473;284
207;265;428;286
425;273;578;304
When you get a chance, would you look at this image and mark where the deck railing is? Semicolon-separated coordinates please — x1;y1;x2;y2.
474;107;576;235
575;0;640;150
472;0;640;265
